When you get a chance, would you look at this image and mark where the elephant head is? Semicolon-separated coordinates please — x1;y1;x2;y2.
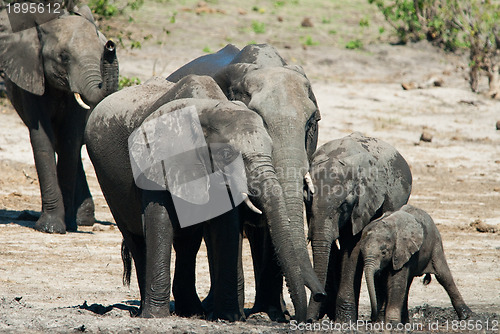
360;211;423;321
213;59;323;301
0;5;118;108
127;92;308;317
308;133;412;248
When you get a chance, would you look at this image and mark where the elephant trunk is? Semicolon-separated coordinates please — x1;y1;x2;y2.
307;238;332;320
273;144;325;302
364;257;379;322
247;154;307;321
77;40;118;108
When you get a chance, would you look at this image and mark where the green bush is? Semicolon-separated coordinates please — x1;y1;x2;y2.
118;75;141;90
369;0;500;97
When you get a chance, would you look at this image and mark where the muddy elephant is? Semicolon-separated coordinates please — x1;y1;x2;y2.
360;204;472;323
167;44;324;322
306;132;412;321
0;5;119;233
85;75;307;321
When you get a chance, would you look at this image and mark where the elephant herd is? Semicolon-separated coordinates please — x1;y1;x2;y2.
0;5;472;325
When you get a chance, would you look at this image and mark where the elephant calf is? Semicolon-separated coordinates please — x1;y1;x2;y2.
360;204;472;324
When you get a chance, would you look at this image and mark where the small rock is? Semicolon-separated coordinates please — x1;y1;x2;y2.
401;82;416;90
277;16;283;22
301;17;313;27
470;219;498;233
420;132;433;142
238;8;247;15
496;120;500;130
247;312;272;321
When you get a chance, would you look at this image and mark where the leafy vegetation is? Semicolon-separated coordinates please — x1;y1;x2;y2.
118;75;141;90
369;0;500;97
251;21;266;34
345;39;363;49
87;0;144;19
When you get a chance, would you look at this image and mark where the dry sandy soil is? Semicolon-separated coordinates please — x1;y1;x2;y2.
0;2;500;333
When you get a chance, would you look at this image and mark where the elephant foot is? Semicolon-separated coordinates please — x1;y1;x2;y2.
334;298;357;322
306;300;322;322
246;305;289;323
76;198;96;226
34;213;66;234
140;304;171;318
208;310;244;322
456;304;473;320
174;299;205;318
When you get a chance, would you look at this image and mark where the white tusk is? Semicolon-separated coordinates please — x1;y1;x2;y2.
74;93;91;110
335;239;341;250
304;172;315;194
242;193;262;215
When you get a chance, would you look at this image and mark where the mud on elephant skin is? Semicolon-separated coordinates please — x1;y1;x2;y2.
85;75;305;321
306;132;412;322
0;5;119;233
168;43;324;322
360;204;472;324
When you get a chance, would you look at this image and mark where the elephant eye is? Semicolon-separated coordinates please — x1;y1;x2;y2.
59;51;70;64
219;147;235;161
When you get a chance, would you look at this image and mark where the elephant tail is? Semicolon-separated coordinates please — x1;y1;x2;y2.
121;240;132;287
423;273;432;285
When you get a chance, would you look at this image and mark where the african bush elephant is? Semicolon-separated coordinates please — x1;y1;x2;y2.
85;75;306;321
167;44;324;321
306;132;412;321
360;204;472;323
0;5;119;233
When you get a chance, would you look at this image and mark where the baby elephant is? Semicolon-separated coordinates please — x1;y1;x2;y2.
360;204;472;324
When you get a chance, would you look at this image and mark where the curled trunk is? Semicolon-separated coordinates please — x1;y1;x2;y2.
78;41;118;107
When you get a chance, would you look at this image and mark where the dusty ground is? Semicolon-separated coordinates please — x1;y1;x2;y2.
1;1;500;333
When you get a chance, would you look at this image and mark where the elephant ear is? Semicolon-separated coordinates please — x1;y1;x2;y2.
0;11;44;95
392;212;424;270
74;5;96;24
347;154;386;236
213;63;259;103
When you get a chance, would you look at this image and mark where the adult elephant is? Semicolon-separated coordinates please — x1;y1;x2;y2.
85;75;306;321
167;44;325;321
306;133;412;321
0;6;119;233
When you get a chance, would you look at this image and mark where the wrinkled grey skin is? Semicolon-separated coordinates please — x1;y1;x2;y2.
360;205;472;324
85;75;303;321
306;132;412;322
167;44;324;322
0;6;119;233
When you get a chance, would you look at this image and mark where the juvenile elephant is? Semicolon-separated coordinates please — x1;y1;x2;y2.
306;132;412;321
360;204;472;323
85;75;305;321
0;5;119;233
168;44;324;321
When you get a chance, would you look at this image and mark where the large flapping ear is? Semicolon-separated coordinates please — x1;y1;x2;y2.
0;11;44;95
74;5;96;24
392;213;424;270
213;63;259;101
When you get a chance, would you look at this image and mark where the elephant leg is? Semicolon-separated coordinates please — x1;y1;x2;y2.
324;244;341;320
375;270;388;322
29;123;66;234
172;224;204;317
245;223;287;322
432;246;472;320
74;158;95;226
204;209;244;322
121;230;146;317
141;192;173;318
307;238;334;321
384;267;410;324
335;232;363;322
